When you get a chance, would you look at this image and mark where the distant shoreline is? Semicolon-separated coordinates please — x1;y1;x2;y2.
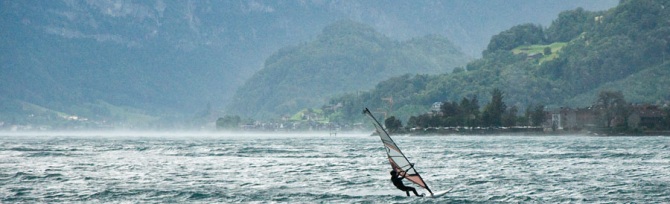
402;127;670;137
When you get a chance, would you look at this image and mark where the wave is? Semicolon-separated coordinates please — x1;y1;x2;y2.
2;172;66;182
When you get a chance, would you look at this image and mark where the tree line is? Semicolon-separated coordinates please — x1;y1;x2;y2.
383;89;670;134
383;88;546;133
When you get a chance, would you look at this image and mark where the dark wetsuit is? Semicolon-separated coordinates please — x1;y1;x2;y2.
391;174;420;196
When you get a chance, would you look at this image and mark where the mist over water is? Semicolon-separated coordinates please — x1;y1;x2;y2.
1;132;669;203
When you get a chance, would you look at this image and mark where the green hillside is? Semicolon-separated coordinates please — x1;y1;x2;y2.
566;62;670;107
1;1;617;129
325;0;670;123
226;20;470;119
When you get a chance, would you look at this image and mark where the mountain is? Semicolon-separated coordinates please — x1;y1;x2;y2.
326;0;670;122
565;62;670;108
226;20;469;119
1;0;616;129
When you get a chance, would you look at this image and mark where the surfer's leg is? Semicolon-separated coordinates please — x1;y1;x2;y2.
401;186;417;196
413;189;422;197
408;187;420;196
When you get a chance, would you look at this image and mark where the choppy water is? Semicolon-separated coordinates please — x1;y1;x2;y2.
1;132;669;203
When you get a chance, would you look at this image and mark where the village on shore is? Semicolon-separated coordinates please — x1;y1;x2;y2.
216;90;670;137
404;103;670;136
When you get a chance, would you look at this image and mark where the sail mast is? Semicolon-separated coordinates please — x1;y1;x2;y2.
363;108;433;195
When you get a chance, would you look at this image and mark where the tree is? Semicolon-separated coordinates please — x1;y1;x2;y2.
502;105;518;127
384;116;403;133
545;8;593;42
594;90;629;128
216;115;241;130
543;47;552;55
530;104;546;127
482;88;506;127
469;96;481;126
484;24;546;55
460;96;480;127
440;101;462;126
663;107;670;130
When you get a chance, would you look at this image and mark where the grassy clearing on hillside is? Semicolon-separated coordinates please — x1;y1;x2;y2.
12;99;158;124
93;100;159;124
512;42;567;64
19;101;69;118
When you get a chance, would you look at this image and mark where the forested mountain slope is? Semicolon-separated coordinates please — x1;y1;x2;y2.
0;0;616;129
227;21;469;119
326;0;670;122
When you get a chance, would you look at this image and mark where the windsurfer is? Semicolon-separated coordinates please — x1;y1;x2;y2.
390;170;423;197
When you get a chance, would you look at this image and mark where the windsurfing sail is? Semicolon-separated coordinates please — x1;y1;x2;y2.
363;108;433;195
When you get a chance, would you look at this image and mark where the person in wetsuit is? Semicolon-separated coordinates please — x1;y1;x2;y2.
390;170;422;197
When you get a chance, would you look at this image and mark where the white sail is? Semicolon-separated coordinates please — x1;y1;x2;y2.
363;108;433;195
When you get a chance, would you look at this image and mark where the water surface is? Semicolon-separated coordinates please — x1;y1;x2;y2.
1;133;668;203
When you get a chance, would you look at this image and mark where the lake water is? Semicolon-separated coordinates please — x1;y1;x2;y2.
1;132;669;203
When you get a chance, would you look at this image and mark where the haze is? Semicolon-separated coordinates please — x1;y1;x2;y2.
1;0;618;131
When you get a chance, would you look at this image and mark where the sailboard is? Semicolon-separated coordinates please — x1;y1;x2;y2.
363;108;448;197
430;188;453;197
